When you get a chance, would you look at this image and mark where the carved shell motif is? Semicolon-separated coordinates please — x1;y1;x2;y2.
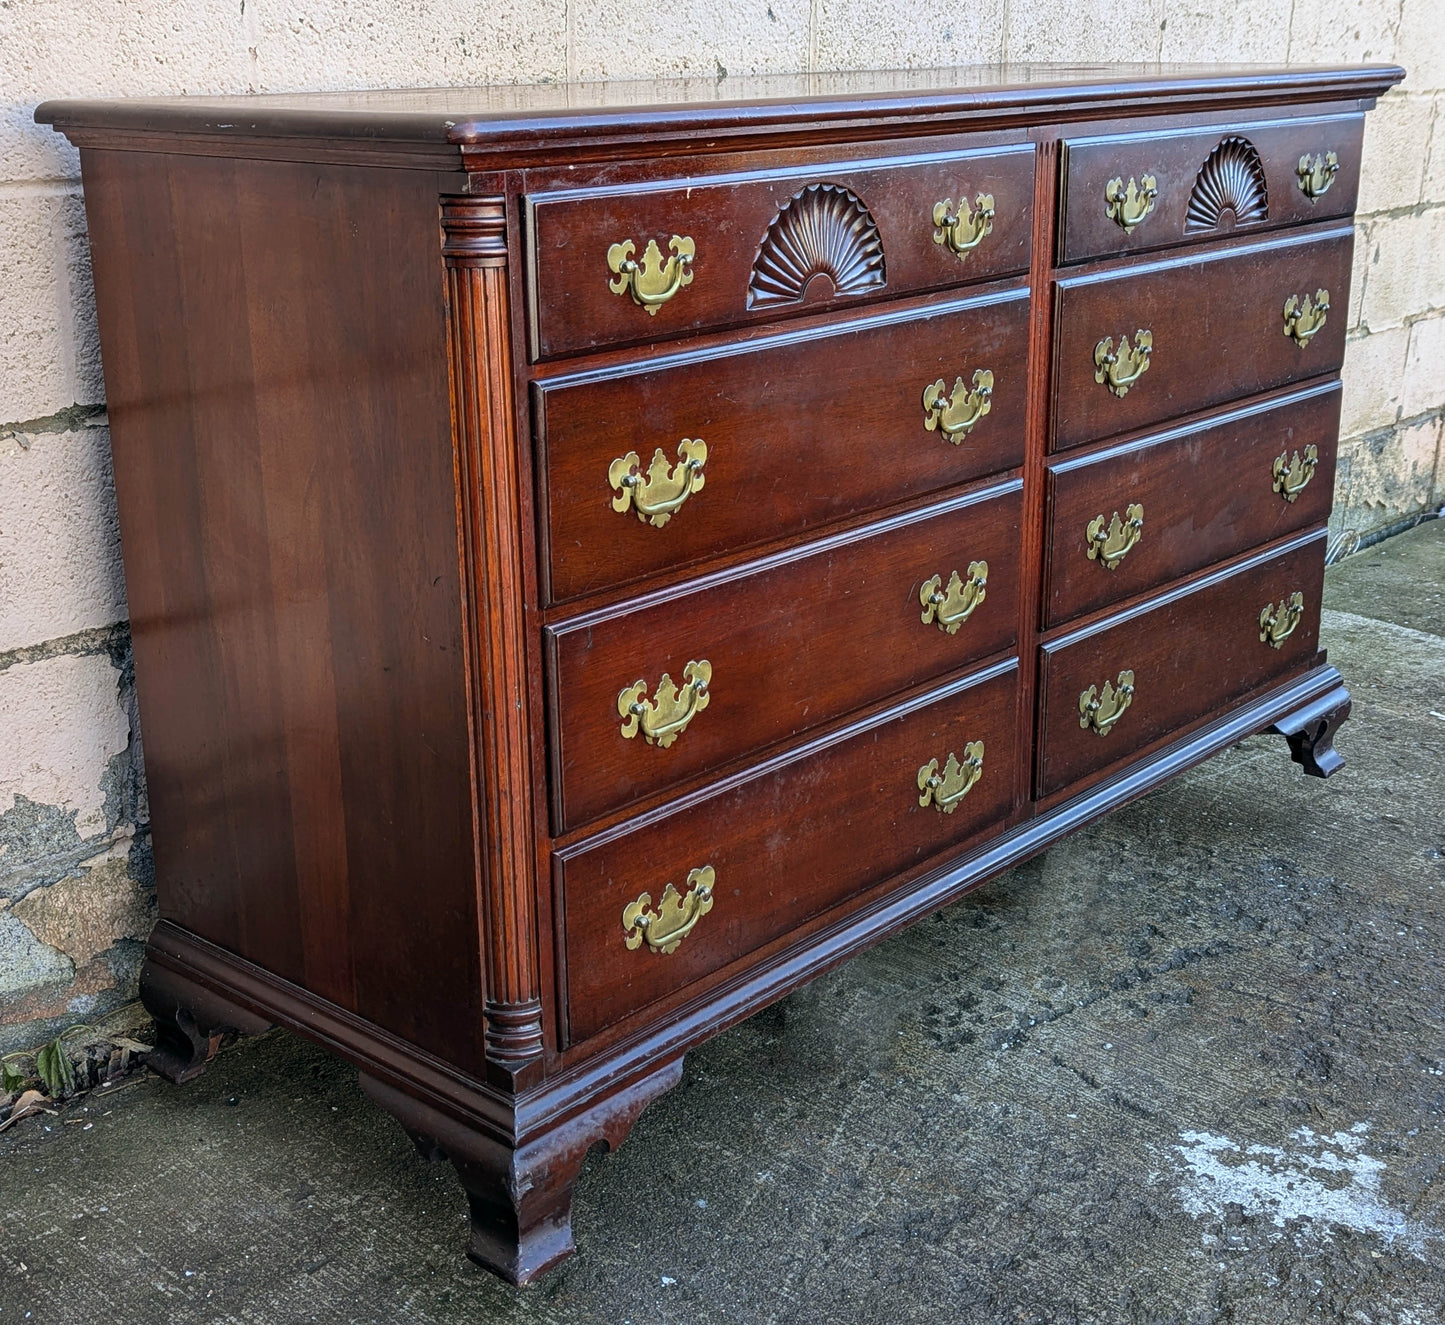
1185;136;1270;233
747;182;886;309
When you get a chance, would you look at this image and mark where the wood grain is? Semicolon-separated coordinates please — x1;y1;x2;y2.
443;197;546;1090
45;64;1398;1284
1045;380;1341;626
537;285;1030;605
546;481;1023;831
1051;224;1353;450
1011;132;1062;812
81;148;484;1074
35;64;1403;174
526;144;1035;359
559;661;1020;1042
1037;528;1328;797
1059;112;1364;263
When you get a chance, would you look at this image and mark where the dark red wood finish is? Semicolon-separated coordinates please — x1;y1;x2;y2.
1051;224;1352;450
1044;380;1341;626
76;149;484;1075
1059;112;1364;263
537;285;1030;605
1037;528;1328;798
547;481;1022;830
38;63;1400;1287
525;144;1036;358
444;198;548;1089
560;660;1019;1041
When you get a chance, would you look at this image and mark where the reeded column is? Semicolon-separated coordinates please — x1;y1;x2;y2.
441;196;544;1091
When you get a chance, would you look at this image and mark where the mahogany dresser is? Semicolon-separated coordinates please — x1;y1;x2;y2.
39;61;1404;1283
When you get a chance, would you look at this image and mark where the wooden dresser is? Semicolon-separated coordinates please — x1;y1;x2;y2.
39;62;1403;1283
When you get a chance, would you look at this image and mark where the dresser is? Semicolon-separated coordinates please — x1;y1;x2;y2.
38;62;1404;1284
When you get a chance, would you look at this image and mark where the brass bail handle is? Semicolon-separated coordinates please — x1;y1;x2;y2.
1297;151;1340;200
1283;290;1330;347
606;235;696;313
919;561;988;634
1094;330;1153;397
618;660;712;748
1086;504;1144;570
622;866;716;954
932;192;995;259
1259;592;1305;649
917;741;985;813
1272;445;1318;503
1105;174;1158;233
1079;669;1136;736
610;439;708;527
923;369;994;441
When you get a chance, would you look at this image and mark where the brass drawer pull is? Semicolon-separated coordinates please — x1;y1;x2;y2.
1086;504;1144;570
1282;290;1329;347
606;235;696;313
1105;174;1158;233
932;193;995;259
1272;445;1318;502
623;866;715;954
609;439;707;527
917;742;985;813
1259;592;1305;649
1079;669;1135;736
923;369;994;440
920;561;988;634
1297;151;1340;201
618;660;711;747
1094;330;1152;397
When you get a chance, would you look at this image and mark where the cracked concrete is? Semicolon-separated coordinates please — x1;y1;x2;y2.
0;521;1440;1324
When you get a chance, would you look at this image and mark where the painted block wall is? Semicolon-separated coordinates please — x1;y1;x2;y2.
1;1;1442;1051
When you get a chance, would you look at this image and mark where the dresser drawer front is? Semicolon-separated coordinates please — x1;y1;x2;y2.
1045;381;1340;627
548;482;1023;831
539;288;1030;605
559;661;1020;1042
1037;530;1326;798
1052;226;1351;452
1059;113;1364;264
526;144;1035;360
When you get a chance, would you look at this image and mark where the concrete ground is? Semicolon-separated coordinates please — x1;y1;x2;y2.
2;520;1443;1325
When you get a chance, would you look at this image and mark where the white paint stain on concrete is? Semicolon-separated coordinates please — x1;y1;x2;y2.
1172;1123;1432;1253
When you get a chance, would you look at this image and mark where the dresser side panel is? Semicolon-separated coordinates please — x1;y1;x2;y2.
80;148;485;1075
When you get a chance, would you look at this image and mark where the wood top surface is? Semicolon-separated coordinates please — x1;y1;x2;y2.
37;63;1404;158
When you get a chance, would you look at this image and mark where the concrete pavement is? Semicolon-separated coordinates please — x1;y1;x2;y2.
3;520;1443;1325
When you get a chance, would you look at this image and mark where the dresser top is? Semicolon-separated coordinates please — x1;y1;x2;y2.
38;63;1404;168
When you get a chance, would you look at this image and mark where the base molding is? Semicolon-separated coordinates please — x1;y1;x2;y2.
1268;681;1351;777
137;662;1348;1281
139;958;274;1084
360;1060;683;1284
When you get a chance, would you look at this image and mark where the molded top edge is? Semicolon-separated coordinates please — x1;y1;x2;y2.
36;63;1405;152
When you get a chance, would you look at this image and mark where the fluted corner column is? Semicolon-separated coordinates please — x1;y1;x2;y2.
441;195;544;1093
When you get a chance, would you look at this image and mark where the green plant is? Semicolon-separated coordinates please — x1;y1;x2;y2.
34;1040;75;1098
32;1025;95;1100
1;1055;29;1094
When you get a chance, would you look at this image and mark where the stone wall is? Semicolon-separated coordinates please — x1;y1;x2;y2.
1;0;1441;1050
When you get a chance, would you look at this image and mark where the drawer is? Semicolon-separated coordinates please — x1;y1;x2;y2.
1036;529;1327;799
547;481;1023;831
1044;380;1340;627
1052;225;1352;452
538;287;1031;605
526;144;1036;360
1059;113;1364;264
558;659;1020;1043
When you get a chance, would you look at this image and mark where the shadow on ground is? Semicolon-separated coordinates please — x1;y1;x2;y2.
3;522;1443;1325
